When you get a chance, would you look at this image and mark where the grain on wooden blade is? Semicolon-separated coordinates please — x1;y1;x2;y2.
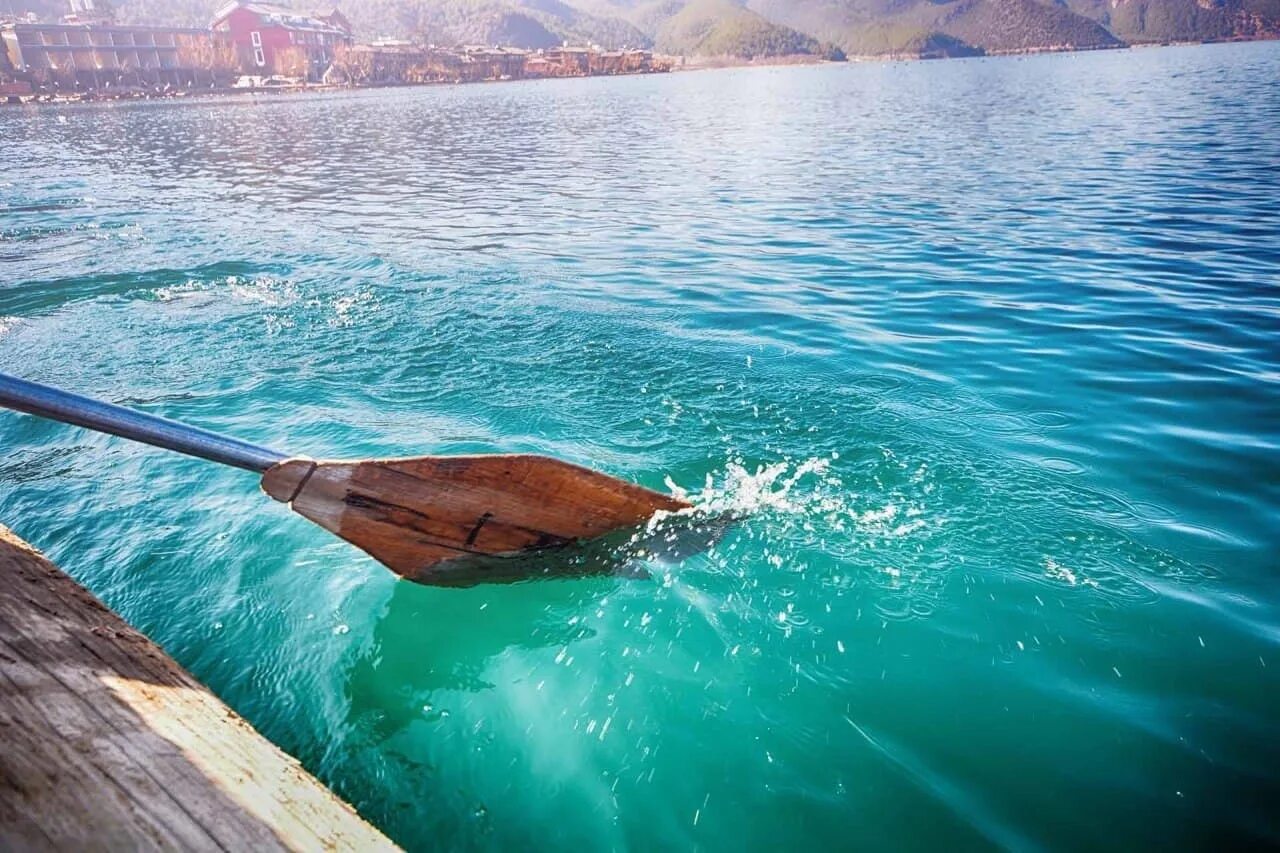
261;455;689;583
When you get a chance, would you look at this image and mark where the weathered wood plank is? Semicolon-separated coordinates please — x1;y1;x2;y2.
0;524;400;852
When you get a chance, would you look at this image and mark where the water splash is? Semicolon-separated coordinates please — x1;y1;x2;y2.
1044;556;1100;589
151;274;299;307
663;455;839;519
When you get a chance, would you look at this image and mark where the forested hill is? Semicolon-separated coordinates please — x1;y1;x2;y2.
6;0;1279;57
747;0;1123;56
1062;0;1280;44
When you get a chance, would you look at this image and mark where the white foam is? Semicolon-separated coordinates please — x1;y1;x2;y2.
661;456;834;523
1045;556;1099;588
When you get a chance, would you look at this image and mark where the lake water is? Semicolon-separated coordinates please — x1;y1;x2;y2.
2;42;1278;850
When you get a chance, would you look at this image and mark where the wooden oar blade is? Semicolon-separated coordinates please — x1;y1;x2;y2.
261;454;690;586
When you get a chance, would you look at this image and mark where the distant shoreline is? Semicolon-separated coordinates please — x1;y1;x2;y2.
666;32;1277;71
847;34;1277;62
3;36;1275;108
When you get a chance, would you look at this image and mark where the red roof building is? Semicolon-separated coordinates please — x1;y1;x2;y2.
210;2;352;80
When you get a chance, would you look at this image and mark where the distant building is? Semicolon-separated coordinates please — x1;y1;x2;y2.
312;7;352;36
545;46;593;75
0;0;231;90
320;41;666;88
524;46;656;78
325;40;425;85
460;45;527;80
0;26;28;98
210;2;353;81
584;48;653;75
524;55;553;76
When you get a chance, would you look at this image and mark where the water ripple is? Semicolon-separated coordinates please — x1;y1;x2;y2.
1;43;1278;851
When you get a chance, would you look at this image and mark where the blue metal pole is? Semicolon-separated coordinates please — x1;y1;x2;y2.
0;373;289;473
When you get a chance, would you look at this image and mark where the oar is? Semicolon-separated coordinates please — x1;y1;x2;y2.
0;373;691;587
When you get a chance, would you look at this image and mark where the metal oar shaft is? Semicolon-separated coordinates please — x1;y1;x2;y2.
0;373;289;473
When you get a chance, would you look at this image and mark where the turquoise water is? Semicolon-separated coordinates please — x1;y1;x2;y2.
2;42;1279;849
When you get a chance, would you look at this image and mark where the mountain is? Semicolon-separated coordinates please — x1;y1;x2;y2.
335;0;649;47
582;0;839;57
1;0;649;45
6;0;1278;56
2;0;207;26
746;0;1122;55
1061;0;1280;43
